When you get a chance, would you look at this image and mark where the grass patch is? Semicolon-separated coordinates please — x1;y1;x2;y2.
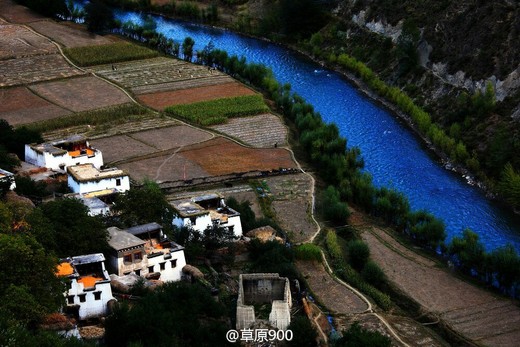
63;42;159;66
164;95;269;126
23;104;153;133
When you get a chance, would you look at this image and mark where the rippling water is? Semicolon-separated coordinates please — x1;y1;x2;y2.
74;2;520;251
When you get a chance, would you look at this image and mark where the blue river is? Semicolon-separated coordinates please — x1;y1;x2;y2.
75;3;520;251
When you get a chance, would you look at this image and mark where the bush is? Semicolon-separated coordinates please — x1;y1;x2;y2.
348;239;370;270
294;244;322;262
361;261;386;288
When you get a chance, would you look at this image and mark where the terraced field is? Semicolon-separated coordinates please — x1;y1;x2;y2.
0;23;56;59
0;0;44;23
210;113;287;148
92;57;234;94
138;82;256;110
28;21;116;48
0;86;70;125
0;53;85;87
29;76;132;112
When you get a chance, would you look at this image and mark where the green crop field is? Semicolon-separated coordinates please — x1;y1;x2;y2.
63;42;159;67
164;94;269;126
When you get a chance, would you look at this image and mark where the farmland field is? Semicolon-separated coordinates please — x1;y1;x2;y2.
0;24;56;59
28;20;116;48
63;42;159;66
0;0;44;23
90;134;158;164
137;82;256;110
129;125;213;151
180;137;297;176
29;76;132;112
210;113;287;148
164;94;269;126
0;53;85;87
93;57;234;94
0;86;70;125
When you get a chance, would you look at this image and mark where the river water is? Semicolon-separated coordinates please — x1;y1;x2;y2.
75;3;520;251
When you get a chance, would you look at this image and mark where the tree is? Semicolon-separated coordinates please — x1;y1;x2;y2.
287;316;318;347
84;0;115;32
448;229;486;276
489;244;520;295
104;282;230;347
347;240;370;271
39;198;109;257
396;19;420;76
336;322;391;347
112;179;175;230
361;261;386;288
407;210;446;250
321;185;350;225
182;37;195;62
497;163;520;210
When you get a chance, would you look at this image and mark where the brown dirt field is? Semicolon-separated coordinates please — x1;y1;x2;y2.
89;135;157;164
28;20;115;48
0;53;85;87
262;174;317;243
361;226;520;346
0;24;56;60
118;151;210;182
296;260;368;314
210;113;287;148
0;86;70;125
180;137;297;176
29;76;132;112
128;125;213;150
137;82;256;109
93;57;234;94
0;0;45;23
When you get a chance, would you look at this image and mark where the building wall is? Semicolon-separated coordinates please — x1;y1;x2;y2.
65;273;114;320
173;214;212;234
25;145;103;170
225;215;243;237
110;249;186;282
68;175;130;194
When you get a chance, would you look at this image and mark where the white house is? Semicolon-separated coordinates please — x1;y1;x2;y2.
56;253;115;321
172;193;243;238
107;223;186;282
67;189;118;216
25;135;103;171
0;168;16;191
67;164;130;194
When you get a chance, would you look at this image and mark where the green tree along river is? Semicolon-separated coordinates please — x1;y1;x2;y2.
73;1;520;252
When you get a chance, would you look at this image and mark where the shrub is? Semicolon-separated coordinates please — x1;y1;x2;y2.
294;244;322;262
348;239;370;270
361;261;386;288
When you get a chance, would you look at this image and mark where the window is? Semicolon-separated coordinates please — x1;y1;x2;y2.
93;292;101;301
116;178;121;186
160;262;166;271
134;269;141;276
171;259;177;268
123;254;132;263
67;295;75;304
134;252;142;261
148;265;154;273
79;294;86;303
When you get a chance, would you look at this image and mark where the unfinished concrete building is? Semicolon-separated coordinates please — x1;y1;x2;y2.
236;273;292;330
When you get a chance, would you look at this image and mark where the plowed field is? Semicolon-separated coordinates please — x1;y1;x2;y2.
28;21;115;48
0;24;56;59
29;76;132;112
0;86;70;125
137;82;256;109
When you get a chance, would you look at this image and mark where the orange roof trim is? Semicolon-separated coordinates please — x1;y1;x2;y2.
56;262;74;276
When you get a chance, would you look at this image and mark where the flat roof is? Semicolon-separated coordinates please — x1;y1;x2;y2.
171;200;209;218
68;164;127;183
192;193;221;203
126;222;162;236
107;227;145;251
0;168;14;177
29;135;93;156
72;253;105;265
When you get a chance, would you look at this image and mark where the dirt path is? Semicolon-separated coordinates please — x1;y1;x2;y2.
359;222;520;346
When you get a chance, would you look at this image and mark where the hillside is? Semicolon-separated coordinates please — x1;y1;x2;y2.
207;0;520;207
